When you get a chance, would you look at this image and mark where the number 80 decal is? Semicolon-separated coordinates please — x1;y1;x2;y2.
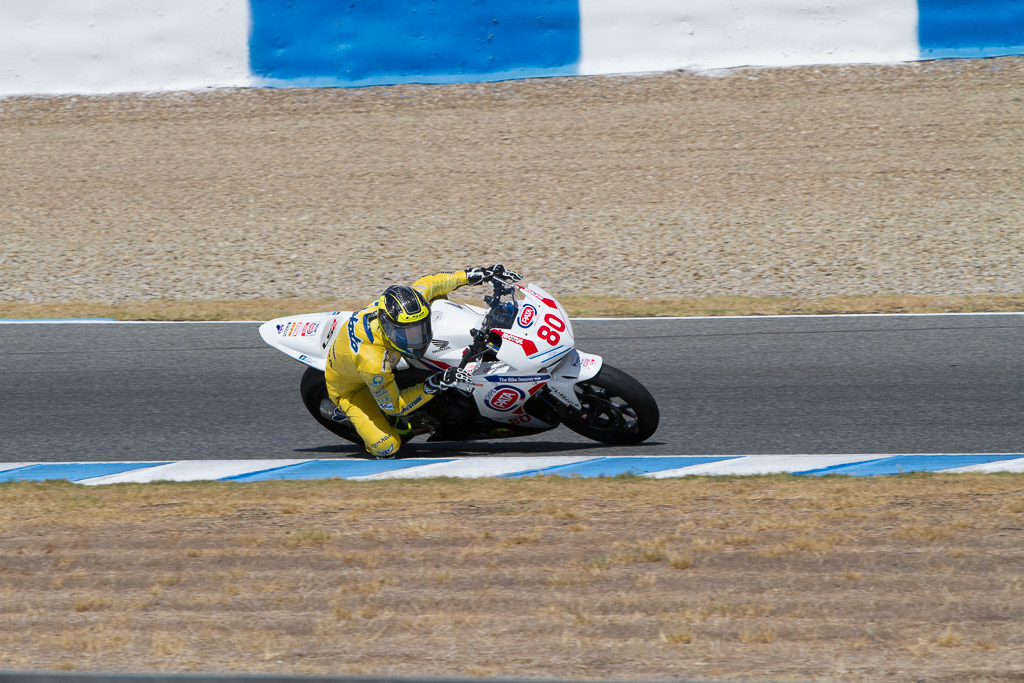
537;313;566;345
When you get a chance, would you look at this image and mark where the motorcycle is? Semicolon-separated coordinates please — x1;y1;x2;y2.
258;269;659;450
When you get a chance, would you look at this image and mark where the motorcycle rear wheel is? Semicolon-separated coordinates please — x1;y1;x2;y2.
299;366;362;445
560;364;659;445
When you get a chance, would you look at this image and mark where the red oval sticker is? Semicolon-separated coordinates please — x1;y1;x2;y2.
487;386;525;412
518;304;537;328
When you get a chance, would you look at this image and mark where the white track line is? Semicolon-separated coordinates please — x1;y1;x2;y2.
644;454;883;478
78;459;312;485
349;456;597;480
0;462;41;473
941;457;1024;473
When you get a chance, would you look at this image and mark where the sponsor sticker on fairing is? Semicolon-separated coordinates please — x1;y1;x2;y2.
518;304;537;328
546;384;576;406
285;321;320;337
322;318;339;349
497;331;538;356
485;386;526;412
483;375;550;383
515;284;558;309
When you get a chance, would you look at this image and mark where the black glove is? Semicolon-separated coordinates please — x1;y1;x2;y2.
465;264;523;285
424;367;473;394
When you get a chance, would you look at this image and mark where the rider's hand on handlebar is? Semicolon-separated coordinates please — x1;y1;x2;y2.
423;367;474;394
466;264;522;285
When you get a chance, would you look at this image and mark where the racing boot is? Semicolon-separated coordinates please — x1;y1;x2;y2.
320;397;348;423
393;415;433;441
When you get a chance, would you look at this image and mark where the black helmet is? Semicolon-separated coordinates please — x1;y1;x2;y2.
377;285;432;358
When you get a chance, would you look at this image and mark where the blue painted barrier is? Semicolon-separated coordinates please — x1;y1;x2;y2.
919;0;1024;58
248;0;1024;89
250;0;580;87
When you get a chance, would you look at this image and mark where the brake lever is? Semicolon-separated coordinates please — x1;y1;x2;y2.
459;328;488;369
491;276;515;297
460;324;505;369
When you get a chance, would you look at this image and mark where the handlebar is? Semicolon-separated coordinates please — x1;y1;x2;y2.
460;268;518;369
483;265;517;304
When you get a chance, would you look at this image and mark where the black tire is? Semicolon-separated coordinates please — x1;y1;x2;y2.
560;364;659;445
299;366;362;445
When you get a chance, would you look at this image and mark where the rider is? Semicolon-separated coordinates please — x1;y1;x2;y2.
323;265;521;458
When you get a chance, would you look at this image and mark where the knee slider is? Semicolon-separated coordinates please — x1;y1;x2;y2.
368;434;400;458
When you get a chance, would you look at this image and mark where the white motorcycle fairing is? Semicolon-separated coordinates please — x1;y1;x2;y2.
259;312;345;372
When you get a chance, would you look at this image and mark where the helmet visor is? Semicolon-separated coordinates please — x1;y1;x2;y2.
381;316;432;358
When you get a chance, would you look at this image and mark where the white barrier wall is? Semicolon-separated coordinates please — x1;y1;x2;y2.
579;0;919;73
0;0;251;95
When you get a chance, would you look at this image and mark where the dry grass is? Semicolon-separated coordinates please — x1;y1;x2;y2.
0;474;1021;681
738;628;778;644
70;593;114;613
668;554;694;570
2;293;1023;321
660;630;694;645
281;528;335;548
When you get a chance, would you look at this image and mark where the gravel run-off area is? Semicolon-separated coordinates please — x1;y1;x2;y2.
1;57;1022;306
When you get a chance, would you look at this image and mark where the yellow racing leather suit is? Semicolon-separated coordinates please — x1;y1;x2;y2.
324;271;470;457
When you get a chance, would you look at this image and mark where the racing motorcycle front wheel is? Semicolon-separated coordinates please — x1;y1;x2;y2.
560;364;659;445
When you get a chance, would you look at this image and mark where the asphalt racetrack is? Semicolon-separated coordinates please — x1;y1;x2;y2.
1;314;1021;463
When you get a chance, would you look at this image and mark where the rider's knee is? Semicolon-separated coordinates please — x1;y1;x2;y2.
367;433;401;459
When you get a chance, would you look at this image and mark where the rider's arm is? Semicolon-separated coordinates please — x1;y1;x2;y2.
411;271;470;302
